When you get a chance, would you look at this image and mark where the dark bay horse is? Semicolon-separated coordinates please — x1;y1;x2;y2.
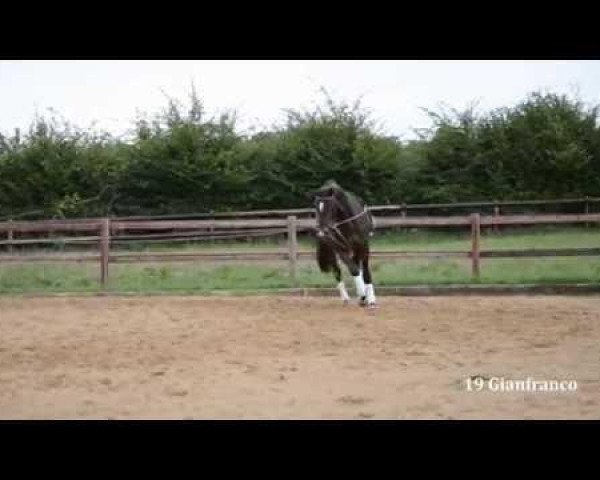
309;180;377;308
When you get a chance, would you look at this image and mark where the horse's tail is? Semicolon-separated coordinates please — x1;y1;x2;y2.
316;238;337;273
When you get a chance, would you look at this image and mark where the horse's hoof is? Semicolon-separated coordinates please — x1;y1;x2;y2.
359;296;368;307
367;303;378;311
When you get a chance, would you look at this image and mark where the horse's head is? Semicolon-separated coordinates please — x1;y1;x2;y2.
308;180;373;248
308;182;349;240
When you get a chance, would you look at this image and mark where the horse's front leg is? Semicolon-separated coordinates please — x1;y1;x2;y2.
332;261;350;304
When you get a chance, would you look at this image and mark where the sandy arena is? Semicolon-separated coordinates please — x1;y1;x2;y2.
0;294;598;419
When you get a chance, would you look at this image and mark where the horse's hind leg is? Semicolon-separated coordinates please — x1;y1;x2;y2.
318;241;349;304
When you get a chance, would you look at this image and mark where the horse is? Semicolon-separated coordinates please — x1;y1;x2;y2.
308;180;377;308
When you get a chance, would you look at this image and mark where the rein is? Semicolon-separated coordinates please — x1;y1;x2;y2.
331;206;368;229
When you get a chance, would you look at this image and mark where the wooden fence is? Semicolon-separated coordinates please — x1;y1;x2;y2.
1;212;600;288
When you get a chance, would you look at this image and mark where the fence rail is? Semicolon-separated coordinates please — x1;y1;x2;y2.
3;213;600;239
110;196;600;220
3;196;600;223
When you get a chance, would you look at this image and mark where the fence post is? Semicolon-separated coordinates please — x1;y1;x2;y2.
400;202;407;233
584;196;590;228
287;215;298;286
209;221;215;244
7;218;13;254
100;218;110;287
493;203;500;235
471;213;481;279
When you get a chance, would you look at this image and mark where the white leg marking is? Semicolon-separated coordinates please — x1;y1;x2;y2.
365;284;377;305
353;273;366;299
337;281;350;303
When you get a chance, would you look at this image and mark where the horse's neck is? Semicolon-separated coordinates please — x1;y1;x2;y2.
338;192;363;218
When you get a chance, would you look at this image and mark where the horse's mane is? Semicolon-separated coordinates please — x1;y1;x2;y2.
319;179;342;190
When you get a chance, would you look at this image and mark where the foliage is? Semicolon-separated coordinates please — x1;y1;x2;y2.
1;88;599;219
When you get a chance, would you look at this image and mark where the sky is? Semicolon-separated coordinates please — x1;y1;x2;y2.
1;60;600;141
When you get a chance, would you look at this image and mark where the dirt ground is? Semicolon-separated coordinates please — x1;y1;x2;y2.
0;294;598;419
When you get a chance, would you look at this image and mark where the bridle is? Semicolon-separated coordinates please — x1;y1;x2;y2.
314;193;369;252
